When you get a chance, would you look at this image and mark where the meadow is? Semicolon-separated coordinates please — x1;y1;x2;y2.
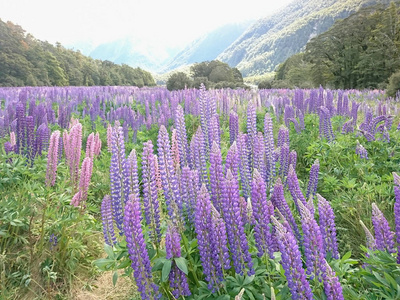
1;85;400;300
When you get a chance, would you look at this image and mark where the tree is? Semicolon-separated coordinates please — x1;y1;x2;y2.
166;72;192;91
387;70;400;97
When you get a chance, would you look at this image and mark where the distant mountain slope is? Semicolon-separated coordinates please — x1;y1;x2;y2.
89;38;181;73
217;0;392;76
161;21;252;73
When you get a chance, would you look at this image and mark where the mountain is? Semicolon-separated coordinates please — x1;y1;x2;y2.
161;21;252;73
89;37;182;73
217;0;392;76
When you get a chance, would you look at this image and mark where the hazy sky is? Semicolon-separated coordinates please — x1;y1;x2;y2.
0;0;294;48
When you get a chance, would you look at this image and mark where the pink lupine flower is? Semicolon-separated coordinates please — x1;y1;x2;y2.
45;130;60;187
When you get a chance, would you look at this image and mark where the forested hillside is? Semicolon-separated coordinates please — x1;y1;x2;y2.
274;2;400;91
217;0;393;76
0;19;156;87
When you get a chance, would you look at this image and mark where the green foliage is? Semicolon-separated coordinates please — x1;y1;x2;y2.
166;72;192;91
387;70;400;97
0;20;156;87
190;60;247;89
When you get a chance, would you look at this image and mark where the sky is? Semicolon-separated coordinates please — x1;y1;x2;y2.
0;0;294;49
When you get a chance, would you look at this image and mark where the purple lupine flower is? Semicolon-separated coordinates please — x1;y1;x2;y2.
109;125;126;232
45;130;60;187
195;184;224;291
287;165;307;214
337;90;343;116
350;101;360;126
174;105;190;167
371;203;395;253
264;113;275;186
157;125;182;221
35;123;50;157
190;128;209;186
141;141;161;244
181;166;199;224
209;114;221;148
101;195;117;245
355;141;368;159
128;149;140;200
341;118;354;134
298;201;326;280
198;84;210;151
277;125;289;149
210;141;225;214
251;169;275;258
306;159;320;200
165;224;191;298
229;111;239;145
124;194;160;300
237;133;252;199
271;216;313;300
284;105;295;128
247;103;257;168
279;143;289;180
271;178;301;242
317;194;339;259
211;205;231;271
393;172;400;263
253;132;265;179
289;150;297;169
4;142;14;155
225;141;239;182
16;102;26;155
107;123;112;152
26;116;34;163
320;107;335;142
360;220;376;250
323;260;344;300
222;169;254;276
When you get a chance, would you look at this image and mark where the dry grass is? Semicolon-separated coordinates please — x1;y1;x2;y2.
71;269;137;300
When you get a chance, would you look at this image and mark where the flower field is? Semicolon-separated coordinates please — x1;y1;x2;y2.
1;85;400;299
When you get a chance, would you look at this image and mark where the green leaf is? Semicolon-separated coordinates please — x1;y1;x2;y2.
242;275;255;286
112;271;118;286
93;258;114;270
341;251;351;261
104;243;115;259
162;259;172;282
117;259;131;269
174;257;188;275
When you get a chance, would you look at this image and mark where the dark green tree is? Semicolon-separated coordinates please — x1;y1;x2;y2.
166;72;192;91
